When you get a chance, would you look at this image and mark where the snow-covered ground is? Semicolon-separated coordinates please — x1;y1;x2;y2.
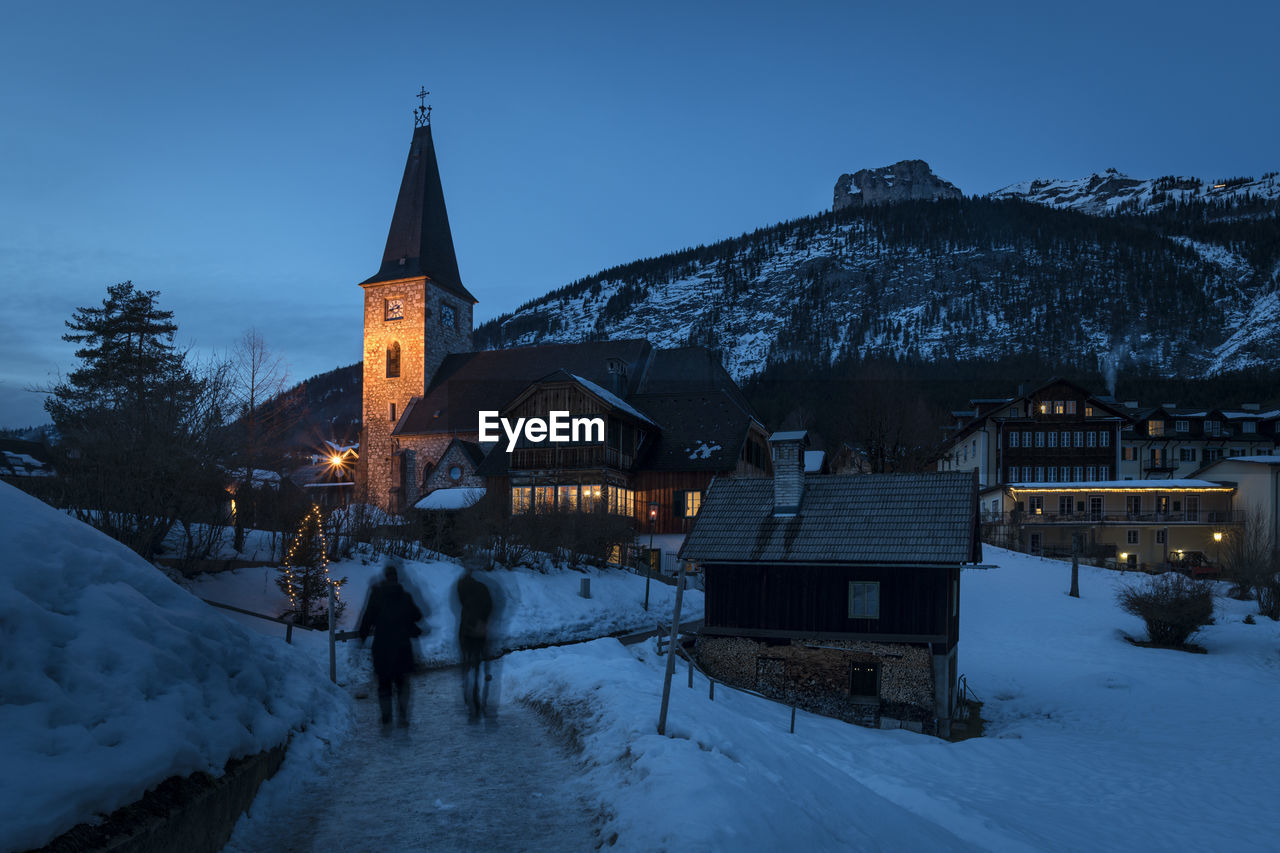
498;547;1280;851
0;483;347;853
8;478;1277;853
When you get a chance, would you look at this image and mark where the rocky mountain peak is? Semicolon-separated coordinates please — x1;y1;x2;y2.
833;159;962;211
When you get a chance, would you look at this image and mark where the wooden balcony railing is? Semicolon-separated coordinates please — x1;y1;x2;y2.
510;445;634;470
981;510;1244;525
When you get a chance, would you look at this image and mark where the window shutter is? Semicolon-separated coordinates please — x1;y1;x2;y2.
672;490;685;517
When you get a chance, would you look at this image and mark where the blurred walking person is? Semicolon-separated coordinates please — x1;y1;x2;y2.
359;562;423;727
456;558;494;718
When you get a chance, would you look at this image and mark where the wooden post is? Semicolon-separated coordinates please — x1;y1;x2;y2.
284;612;294;645
1070;533;1080;598
709;679;715;701
328;584;337;683
790;705;796;734
657;561;688;735
687;655;693;688
580;577;591;599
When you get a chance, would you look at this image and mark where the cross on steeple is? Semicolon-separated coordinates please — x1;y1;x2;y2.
415;87;432;127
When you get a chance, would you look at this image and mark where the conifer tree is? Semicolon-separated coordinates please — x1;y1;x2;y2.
46;282;231;559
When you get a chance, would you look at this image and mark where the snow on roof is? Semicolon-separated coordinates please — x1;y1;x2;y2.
685;442;723;460
0;481;343;850
415;487;486;511
323;440;358;454
768;430;808;442
566;374;658;426
1206;455;1280;466
804;450;825;473
1005;479;1233;490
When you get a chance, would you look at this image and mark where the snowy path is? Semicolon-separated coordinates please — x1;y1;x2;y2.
224;665;599;852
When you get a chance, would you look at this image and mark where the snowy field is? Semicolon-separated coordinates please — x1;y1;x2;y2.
497;548;1280;852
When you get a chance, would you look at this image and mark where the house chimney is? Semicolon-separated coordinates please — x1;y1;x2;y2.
1242;402;1261;412
768;431;809;516
1160;402;1177;410
606;357;628;397
1124;400;1139;409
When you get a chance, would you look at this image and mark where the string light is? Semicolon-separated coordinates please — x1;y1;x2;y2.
281;503;342;616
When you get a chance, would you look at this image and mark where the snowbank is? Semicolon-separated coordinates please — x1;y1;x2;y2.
0;483;348;853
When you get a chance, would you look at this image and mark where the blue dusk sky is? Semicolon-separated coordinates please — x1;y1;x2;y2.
2;0;1277;428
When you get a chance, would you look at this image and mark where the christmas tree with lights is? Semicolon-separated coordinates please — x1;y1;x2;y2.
277;504;347;628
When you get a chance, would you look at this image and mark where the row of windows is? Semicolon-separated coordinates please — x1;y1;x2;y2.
1009;465;1110;483
1035;399;1079;415
1007;430;1110;449
511;485;694;518
1153;419;1257;436
1120;446;1263;464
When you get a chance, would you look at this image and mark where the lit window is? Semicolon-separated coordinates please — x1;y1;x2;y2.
534;486;555;511
386;341;401;378
684;490;702;517
558;484;579;511
1053;400;1065;415
1148;420;1165;437
847;582;880;619
1084;406;1094;417
511;486;531;514
581;484;603;510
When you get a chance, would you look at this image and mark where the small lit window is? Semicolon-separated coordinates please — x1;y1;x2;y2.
1053;400;1065;415
848;582;880;619
1084;406;1094;417
511;486;531;514
684;490;701;517
1148;420;1165;437
386;341;401;378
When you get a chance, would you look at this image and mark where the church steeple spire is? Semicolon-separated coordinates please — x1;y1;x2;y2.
361;104;476;303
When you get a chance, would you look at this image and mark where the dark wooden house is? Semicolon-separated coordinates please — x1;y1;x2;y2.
680;433;980;736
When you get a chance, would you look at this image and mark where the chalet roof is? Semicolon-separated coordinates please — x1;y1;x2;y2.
396;339;653;435
361;124;477;303
679;472;979;565
632;390;759;471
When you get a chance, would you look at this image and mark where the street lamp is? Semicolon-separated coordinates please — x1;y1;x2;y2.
645;502;658;611
1213;530;1223;567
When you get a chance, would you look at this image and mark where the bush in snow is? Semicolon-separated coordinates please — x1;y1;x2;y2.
1116;572;1214;646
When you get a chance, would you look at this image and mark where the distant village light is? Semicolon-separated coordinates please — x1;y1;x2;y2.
1213;531;1223;542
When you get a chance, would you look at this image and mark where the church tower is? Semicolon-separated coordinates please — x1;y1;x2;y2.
360;103;476;511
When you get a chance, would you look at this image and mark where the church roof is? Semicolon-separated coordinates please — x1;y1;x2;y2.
361;124;477;303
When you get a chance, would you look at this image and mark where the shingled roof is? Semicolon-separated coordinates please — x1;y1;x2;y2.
679;471;980;565
361;124;476;303
631;390;759;472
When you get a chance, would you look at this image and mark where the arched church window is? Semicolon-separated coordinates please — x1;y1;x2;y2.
386;341;401;378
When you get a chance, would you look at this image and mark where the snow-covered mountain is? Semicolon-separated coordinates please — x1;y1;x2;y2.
990;168;1280;215
475;167;1280;382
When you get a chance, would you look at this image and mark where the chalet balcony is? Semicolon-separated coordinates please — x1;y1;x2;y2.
981;510;1245;526
510;445;635;471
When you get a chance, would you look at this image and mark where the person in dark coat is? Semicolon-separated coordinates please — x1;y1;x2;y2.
456;560;493;717
359;563;423;726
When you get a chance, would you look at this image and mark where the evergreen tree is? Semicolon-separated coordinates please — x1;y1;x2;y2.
278;504;347;627
45;281;231;559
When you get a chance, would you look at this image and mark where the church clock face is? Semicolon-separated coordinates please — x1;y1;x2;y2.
441;303;456;329
385;298;404;321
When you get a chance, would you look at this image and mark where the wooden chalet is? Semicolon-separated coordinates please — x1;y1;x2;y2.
473;347;773;537
681;432;980;736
